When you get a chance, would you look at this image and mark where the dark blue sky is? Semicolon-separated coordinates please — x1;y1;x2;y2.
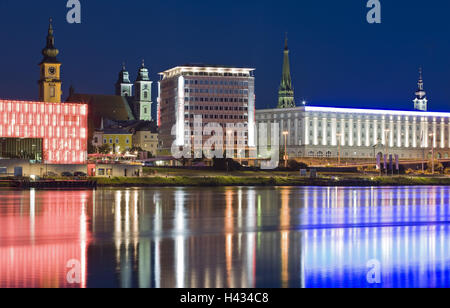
0;0;449;111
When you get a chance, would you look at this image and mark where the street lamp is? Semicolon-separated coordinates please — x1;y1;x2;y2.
283;131;289;168
336;133;342;166
429;133;435;175
384;129;390;175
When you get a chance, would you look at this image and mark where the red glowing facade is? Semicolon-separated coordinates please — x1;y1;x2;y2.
0;99;88;164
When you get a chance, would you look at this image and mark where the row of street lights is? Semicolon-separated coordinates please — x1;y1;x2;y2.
280;128;438;175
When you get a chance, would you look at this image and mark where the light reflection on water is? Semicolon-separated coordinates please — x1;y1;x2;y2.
1;186;450;288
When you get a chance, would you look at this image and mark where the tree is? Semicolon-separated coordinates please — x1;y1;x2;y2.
287;160;308;171
427;160;444;174
98;144;111;154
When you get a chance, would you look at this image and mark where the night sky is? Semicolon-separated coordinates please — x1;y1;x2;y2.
0;0;449;111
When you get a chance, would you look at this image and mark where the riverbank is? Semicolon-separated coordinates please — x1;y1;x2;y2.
95;176;450;188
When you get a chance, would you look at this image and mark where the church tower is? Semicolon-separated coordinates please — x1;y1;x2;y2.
134;60;153;121
39;18;62;103
278;35;296;109
115;63;133;97
413;68;428;111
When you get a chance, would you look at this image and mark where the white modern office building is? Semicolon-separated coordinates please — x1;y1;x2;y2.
157;64;256;156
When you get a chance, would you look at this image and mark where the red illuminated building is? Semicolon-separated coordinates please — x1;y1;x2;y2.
0;99;88;164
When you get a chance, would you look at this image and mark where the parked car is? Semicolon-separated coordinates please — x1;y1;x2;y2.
44;171;58;178
61;172;73;177
74;171;87;177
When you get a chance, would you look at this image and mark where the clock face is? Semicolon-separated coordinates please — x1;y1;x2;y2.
48;67;56;75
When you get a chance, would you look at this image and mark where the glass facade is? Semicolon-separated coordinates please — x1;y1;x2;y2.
0;99;88;164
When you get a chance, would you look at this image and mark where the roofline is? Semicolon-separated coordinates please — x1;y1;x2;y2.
305;106;450;118
159;65;255;76
0;98;87;107
256;105;450;118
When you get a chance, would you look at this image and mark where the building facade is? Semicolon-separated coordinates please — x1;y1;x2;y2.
132;130;158;156
98;129;133;153
0;99;88;164
157;65;256;156
256;103;450;160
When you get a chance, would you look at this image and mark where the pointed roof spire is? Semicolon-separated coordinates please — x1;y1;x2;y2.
414;66;428;111
418;67;424;90
278;34;296;108
284;32;289;51
41;18;59;63
141;59;146;68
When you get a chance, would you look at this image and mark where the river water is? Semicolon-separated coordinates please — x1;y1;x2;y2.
0;186;450;288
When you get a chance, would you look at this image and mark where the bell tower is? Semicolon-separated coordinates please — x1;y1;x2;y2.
413;68;428;112
134;60;153;121
115;63;133;97
38;18;62;103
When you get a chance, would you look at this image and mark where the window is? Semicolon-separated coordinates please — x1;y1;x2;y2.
50;86;55;98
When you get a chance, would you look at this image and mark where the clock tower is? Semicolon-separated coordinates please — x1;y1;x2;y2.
39;18;62;103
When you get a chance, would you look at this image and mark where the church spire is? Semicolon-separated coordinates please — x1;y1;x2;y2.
413;67;428;111
278;34;296;109
41;18;59;64
115;62;133;96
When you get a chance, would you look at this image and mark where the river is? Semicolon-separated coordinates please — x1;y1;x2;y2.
0;186;449;288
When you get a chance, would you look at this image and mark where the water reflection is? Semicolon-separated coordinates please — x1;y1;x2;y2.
0;189;91;288
1;186;450;288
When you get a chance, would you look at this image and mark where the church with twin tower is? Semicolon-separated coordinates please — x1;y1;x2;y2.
115;61;153;121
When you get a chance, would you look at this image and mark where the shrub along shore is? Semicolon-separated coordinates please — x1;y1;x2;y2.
2;176;450;189
94;176;450;188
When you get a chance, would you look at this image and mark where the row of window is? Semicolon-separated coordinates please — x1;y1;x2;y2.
185;106;248;111
185;114;248;120
183;72;250;77
310;121;444;132
186;122;248;128
184;97;249;103
187;131;248;137
189;140;248;145
305;151;450;159
185;88;249;95
185;79;249;87
104;138;130;145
